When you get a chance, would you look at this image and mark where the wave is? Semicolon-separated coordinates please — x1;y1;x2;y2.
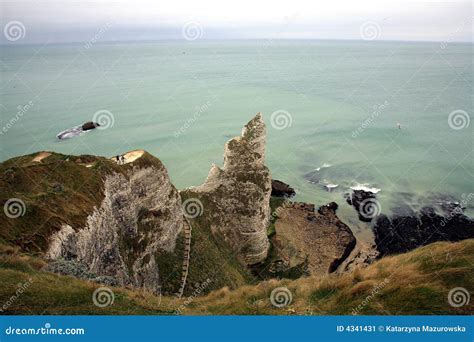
315;163;332;171
324;183;338;191
350;183;381;194
319;179;339;192
57;126;85;140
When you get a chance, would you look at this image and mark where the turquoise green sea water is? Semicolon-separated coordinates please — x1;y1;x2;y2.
1;40;473;233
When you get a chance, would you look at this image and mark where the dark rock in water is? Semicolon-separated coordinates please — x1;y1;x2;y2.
391;204;416;217
318;201;338;215
57;122;99;140
81;121;100;131
436;199;465;214
373;204;474;256
345;189;372;206
271;179;296;197
304;170;321;184
345;189;379;222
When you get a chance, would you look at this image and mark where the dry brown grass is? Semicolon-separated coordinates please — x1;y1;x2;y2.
0;239;472;315
177;239;473;315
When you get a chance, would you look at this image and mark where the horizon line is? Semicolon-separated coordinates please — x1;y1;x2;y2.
2;37;473;47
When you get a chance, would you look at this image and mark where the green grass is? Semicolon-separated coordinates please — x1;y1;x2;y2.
0;245;177;315
1;151;257;300
1;151;167;253
178;191;256;296
266;223;276;237
270;196;286;214
1;240;472;315
1;152;129;252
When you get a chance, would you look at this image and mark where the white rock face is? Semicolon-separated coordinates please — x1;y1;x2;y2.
47;166;184;294
46;224;76;260
183;113;271;265
46;114;272;290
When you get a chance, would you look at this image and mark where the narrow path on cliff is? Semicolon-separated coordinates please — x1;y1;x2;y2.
177;218;192;298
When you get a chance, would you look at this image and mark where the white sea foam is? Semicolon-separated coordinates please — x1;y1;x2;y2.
350;183;381;194
325;183;338;191
319;179;338;191
315;163;331;171
56;126;85;140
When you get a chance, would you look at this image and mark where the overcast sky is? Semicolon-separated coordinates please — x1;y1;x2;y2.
1;0;472;44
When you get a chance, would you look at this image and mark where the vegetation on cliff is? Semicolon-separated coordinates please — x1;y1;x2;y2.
1;240;472;315
1;150;255;297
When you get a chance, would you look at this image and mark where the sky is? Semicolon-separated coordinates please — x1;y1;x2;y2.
0;0;472;44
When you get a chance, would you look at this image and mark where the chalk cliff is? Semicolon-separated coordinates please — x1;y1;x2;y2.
47;165;185;294
181;113;271;265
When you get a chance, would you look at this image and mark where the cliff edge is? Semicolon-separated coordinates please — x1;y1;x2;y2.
181;113;271;265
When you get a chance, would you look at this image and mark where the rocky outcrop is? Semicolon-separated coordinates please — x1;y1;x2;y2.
337;241;378;273
181;113;271;265
373;204;474;256
271;179;295;197
45;259;119;286
270;202;356;276
46;165;185;294
56;122;100;139
318;201;339;215
81;121;100;131
345;189;379;222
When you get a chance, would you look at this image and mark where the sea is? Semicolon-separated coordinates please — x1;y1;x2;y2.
1;40;472;240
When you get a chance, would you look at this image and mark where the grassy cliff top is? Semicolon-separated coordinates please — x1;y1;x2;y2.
1;239;472;315
0;150;163;252
1;150;253;297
